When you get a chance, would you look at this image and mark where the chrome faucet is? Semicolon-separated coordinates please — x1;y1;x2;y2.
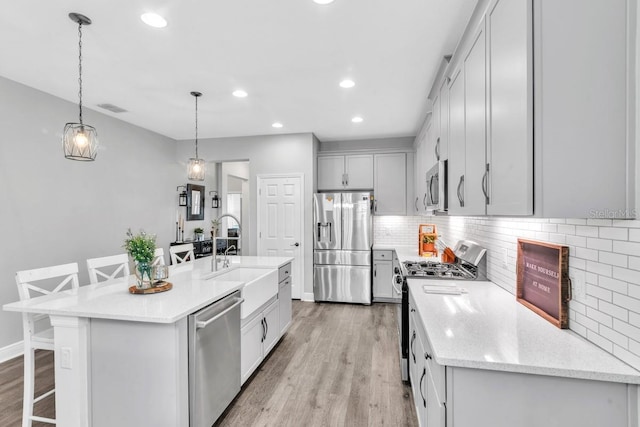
223;245;236;269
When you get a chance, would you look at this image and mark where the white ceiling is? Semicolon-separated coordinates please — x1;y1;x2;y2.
0;0;475;142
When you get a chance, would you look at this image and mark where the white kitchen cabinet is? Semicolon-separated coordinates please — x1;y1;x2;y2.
241;298;279;384
317;154;373;190
373;250;401;302
374;153;407;215
446;0;634;218
409;297;427;427
447;67;465;215
278;263;292;336
437;79;449;162
485;0;533;215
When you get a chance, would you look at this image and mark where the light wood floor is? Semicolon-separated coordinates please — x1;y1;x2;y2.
0;301;416;427
216;301;417;426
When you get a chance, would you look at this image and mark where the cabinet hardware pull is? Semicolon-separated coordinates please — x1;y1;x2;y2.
261;318;266;342
410;308;415;313
265;318;268;340
482;163;490;204
419;368;426;407
425;352;432;360
411;331;416;363
435;137;440;161
429;175;436;205
423;193;427;209
457;175;465;207
374;265;377;277
414;197;419;212
374;200;378;213
195;297;244;329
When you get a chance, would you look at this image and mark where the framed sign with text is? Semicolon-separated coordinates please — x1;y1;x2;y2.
516;239;570;329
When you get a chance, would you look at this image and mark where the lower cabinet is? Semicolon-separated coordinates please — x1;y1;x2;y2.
279;275;292;335
373;250;402;302
241;298;279;384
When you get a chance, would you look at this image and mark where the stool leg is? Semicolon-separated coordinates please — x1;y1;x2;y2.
22;346;34;427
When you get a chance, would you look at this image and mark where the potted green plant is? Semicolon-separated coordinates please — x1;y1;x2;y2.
194;227;204;241
124;228;156;289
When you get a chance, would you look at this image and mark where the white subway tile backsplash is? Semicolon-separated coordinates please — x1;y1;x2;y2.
613;241;640;257
598;251;628;268
599;276;628;294
600;227;629;240
587;330;613;353
599;301;628;321
587;238;613;252
586;307;613;328
373;215;640;370
599;325;628;348
576;226;599;237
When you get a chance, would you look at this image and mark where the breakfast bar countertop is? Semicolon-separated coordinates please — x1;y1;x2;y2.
4;256;292;324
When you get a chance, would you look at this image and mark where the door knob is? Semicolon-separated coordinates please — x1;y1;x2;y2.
291;242;300;247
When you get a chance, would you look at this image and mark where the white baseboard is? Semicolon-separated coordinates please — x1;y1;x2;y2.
301;292;315;302
0;340;23;363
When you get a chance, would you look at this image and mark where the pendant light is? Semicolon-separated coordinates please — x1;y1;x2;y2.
63;13;99;161
187;91;205;181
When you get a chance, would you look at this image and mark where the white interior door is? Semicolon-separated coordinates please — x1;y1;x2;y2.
257;175;303;299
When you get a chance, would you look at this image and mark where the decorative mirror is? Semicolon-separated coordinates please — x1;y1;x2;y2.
186;184;205;221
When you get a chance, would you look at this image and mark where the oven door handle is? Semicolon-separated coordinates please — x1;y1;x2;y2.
392;274;402;295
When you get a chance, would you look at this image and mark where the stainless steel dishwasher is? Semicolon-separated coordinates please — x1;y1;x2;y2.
188;290;243;427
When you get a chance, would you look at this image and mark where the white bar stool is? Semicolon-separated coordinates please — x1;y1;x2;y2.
86;253;131;284
15;262;80;426
169;243;195;264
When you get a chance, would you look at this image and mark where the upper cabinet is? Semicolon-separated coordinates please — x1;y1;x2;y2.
445;0;635;218
374;153;407;215
317;154;373;191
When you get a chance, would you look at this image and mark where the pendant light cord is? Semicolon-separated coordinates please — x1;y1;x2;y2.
77;22;84;125
194;94;199;159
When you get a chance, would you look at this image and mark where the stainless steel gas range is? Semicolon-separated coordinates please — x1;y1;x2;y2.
398;240;487;382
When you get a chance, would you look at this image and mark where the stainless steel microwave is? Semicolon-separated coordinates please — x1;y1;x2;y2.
426;160;447;212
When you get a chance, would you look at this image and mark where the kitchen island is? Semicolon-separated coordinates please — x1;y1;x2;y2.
4;256;293;427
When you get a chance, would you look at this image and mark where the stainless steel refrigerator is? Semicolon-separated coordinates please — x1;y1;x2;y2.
313;192;373;304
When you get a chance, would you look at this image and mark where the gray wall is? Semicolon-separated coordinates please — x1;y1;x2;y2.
176;133;317;297
0;76;181;350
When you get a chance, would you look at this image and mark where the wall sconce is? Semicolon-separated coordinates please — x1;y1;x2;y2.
210;191;220;209
177;186;187;207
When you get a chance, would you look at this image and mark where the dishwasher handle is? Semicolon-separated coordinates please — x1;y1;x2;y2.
196;297;244;329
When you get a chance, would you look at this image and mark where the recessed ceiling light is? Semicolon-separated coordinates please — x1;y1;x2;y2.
232;90;248;98
352;116;363;123
272;122;283;128
313;0;335;4
141;13;167;28
340;79;355;88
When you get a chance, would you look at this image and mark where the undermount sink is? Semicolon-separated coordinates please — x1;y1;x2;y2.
210;267;278;319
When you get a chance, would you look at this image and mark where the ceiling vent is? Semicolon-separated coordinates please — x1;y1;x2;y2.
97;103;127;113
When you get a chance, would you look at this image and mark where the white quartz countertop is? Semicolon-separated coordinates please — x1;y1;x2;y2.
4;256;292;324
408;279;640;384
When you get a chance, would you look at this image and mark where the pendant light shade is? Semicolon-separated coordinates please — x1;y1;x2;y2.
187;91;205;181
63;12;99;161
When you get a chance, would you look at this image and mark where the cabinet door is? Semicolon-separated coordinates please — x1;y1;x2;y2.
438;79;449;161
447;67;465;215
318;155;345;190
464;23;488;216
372;260;393;299
374;153;407;215
279;277;292;335
425;365;445;427
263;300;280;355
486;0;533;215
241;314;264;384
432;93;441;163
414;130;428;214
345;154;374;189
